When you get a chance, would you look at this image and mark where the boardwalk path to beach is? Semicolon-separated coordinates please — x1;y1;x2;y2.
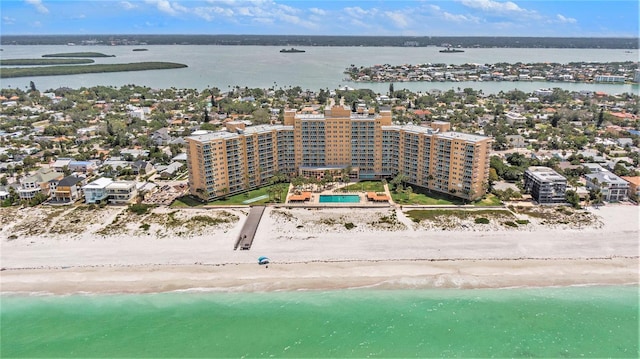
234;206;266;250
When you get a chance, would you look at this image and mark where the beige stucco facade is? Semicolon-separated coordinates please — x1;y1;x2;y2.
187;106;492;201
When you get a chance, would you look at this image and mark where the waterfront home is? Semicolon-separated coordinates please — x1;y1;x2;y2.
585;170;629;202
524;166;567;205
83;177;113;204
18;168;63;200
106;181;137;204
621;176;640;201
52;175;85;202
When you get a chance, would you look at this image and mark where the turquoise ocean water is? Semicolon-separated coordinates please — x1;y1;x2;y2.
2;286;638;358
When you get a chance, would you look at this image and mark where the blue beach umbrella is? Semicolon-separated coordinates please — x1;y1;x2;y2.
258;256;270;265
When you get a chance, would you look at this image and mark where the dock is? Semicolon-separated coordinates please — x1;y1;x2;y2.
234;206;265;250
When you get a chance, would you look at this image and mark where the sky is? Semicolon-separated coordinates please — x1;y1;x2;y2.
1;0;638;37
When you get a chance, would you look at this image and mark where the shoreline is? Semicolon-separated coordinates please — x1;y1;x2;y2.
1;257;637;295
1;205;638;295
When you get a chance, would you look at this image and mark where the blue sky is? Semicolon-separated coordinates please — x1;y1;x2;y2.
1;0;638;37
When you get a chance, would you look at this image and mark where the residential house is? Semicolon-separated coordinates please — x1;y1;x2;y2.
523;166;567;204
505;135;526;149
151;128;171;145
52;175;85;202
18;168;63;200
106;181;137;204
505;111;527;125
585;171;629;202
69;160;98;173
83;177;113;204
621;176;640;201
51;158;73;173
160;162;183;179
132;160;154;175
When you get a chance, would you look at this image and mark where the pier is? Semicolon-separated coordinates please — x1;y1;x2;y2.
234;206;265;250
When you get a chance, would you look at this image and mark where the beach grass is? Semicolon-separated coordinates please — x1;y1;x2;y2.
405;208;515;222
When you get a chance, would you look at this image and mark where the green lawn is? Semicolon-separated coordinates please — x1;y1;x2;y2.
341;181;386;192
391;189;463;205
208;184;288;205
171;195;205;207
473;194;503;206
171;184;288;206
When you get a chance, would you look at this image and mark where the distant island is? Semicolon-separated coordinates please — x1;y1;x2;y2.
280;48;305;53
42;52;115;58
0;58;94;66
2;35;638;49
0;61;188;78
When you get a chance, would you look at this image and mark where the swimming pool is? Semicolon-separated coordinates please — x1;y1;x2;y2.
318;194;361;203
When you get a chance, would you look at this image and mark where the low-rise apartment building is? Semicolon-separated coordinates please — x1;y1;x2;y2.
523;166;567;204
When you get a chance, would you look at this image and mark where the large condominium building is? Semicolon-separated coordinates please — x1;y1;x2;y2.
186;106;492;201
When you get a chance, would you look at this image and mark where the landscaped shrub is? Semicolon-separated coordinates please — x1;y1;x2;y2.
475;217;490;224
503;221;518;227
516;219;529;225
344;222;356;230
140;223;150;231
128;203;152;215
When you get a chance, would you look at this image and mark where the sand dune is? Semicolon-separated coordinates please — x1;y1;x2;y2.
1;204;638;294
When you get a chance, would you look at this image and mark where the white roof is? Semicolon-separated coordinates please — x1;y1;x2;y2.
83;177;113;189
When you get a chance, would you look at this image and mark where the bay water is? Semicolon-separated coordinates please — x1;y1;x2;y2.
1;45;638;94
2;286;638;357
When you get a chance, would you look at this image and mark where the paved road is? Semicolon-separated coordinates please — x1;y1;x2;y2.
234;206;265;250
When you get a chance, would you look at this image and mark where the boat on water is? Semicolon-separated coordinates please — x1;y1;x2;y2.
280;48;305;53
439;47;464;53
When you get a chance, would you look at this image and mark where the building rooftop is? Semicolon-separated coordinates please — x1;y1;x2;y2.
586;171;628;185
438;131;491;143
526;166;566;182
83;177;113;189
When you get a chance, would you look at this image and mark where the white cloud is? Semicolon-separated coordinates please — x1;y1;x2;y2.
309;8;326;16
145;0;185;16
344;6;377;19
25;0;49;14
460;0;524;13
2;16;16;25
442;11;478;23
385;11;410;29
120;1;137;10
556;14;577;24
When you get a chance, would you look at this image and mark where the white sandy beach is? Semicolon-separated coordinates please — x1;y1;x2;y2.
1;204;638;294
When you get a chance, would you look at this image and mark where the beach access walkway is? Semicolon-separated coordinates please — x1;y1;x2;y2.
234;206;265;250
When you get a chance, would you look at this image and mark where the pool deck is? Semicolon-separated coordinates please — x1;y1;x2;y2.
285;182;394;207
